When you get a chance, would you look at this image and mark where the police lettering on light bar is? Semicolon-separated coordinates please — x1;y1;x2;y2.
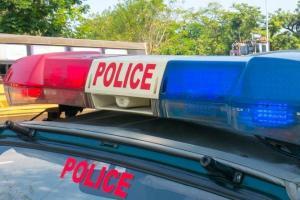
85;57;169;99
92;62;156;90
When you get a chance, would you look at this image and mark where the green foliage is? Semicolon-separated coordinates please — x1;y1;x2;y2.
158;2;263;55
77;1;266;55
1;0;300;54
0;0;89;36
76;0;177;53
158;3;228;55
269;4;300;50
228;3;263;42
271;32;300;50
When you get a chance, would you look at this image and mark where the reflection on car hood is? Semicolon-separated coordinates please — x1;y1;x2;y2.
0;146;113;200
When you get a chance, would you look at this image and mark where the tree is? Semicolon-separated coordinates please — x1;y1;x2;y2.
271;32;300;50
227;3;263;42
76;0;299;55
158;3;264;55
269;1;300;50
0;0;89;37
158;3;231;55
76;0;178;53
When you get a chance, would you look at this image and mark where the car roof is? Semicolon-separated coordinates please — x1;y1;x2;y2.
21;110;300;186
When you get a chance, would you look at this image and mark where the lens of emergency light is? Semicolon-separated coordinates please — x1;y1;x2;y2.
4;51;101;107
232;55;300;104
22;87;42;98
231;55;300;128
229;54;300;144
159;60;246;127
233;103;295;128
158;53;300;145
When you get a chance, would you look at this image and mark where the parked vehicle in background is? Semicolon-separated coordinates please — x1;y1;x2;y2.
230;35;269;56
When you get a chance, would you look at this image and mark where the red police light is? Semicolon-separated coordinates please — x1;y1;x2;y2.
22;87;43;98
4;51;102;107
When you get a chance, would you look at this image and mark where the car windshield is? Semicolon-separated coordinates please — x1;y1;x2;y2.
0;146;228;200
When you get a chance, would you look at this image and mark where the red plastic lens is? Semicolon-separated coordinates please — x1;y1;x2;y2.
4;51;103;107
22;87;43;98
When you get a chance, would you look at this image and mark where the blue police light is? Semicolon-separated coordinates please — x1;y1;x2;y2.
158;52;300;146
231;53;300;145
159;57;248;128
234;102;295;128
253;103;294;127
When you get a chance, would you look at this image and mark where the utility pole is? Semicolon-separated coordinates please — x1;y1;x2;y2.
265;0;270;52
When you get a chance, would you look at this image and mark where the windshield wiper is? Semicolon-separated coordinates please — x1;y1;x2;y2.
200;156;244;187
4;120;36;141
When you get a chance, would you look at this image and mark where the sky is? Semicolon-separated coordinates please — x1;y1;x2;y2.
85;0;298;14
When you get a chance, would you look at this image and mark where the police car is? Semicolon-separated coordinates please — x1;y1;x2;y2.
0;51;299;199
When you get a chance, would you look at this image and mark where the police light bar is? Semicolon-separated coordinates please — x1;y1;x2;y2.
4;51;300;146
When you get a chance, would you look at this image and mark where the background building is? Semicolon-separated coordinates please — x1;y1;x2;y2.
0;33;147;76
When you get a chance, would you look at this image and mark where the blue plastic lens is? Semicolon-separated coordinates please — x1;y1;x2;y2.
253;103;294;127
159;59;246;127
230;54;300;137
161;60;245;101
233;103;295;129
232;56;300;103
158;53;300;145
